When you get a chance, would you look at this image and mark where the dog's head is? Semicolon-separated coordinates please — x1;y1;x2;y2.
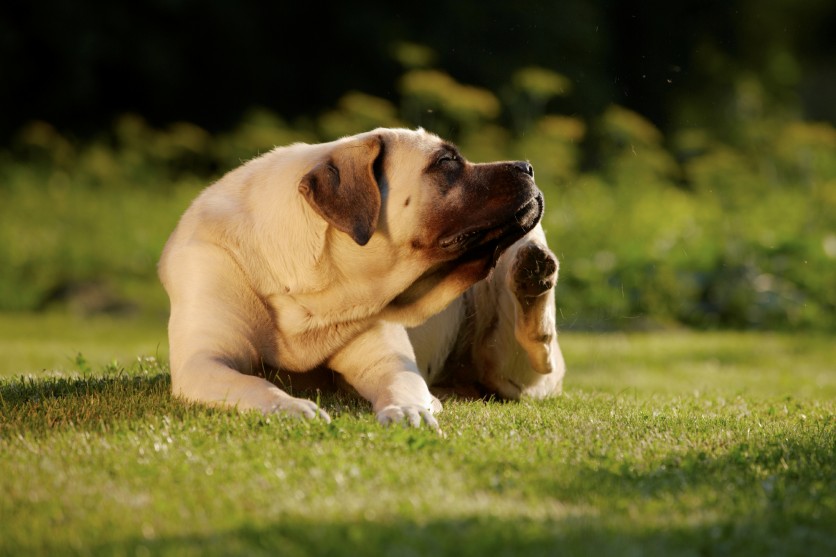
298;128;544;319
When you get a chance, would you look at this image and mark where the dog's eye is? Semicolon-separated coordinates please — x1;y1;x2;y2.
437;153;460;165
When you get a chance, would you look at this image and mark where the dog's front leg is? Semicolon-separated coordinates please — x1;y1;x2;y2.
328;321;442;431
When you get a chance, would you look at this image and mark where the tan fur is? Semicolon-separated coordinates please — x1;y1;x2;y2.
159;128;559;429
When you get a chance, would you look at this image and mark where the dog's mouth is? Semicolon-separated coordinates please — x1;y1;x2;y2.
438;192;544;255
387;192;544;314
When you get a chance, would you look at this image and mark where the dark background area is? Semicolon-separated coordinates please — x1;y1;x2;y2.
2;0;834;145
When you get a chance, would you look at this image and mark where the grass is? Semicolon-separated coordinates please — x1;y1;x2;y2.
1;315;834;556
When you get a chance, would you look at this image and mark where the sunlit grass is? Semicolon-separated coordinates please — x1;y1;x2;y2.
1;317;834;556
564;331;836;399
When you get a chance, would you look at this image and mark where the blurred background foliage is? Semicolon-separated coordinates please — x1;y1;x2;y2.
1;0;835;331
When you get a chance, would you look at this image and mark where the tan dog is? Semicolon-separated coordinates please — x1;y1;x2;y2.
158;128;561;429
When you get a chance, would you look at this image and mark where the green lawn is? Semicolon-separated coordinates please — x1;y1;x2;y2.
1;314;834;556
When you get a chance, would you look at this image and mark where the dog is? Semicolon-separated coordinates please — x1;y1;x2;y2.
158;128;564;430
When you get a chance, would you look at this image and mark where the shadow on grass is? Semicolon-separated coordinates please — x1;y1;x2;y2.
0;371;176;433
0;371;370;435
94;438;836;557
93;509;836;557
559;433;836;556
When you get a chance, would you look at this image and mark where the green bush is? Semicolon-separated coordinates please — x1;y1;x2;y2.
541;107;836;331
2;69;835;330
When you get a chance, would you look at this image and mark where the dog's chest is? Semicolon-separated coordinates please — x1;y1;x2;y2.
265;296;377;372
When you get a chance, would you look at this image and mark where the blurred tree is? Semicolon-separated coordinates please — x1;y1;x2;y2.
505;67;572;133
0;0;833;147
399;69;500;136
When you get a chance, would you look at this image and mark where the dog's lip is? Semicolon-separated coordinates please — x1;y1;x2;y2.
438;192;544;252
438;227;485;250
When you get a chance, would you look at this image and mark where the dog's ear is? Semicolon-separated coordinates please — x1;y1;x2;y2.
298;136;382;246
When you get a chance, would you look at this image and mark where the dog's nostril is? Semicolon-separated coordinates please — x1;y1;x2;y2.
513;161;534;177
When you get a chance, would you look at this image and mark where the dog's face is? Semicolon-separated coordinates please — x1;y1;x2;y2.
298;128;544;318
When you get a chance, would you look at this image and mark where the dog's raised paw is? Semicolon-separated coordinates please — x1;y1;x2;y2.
510;243;558;300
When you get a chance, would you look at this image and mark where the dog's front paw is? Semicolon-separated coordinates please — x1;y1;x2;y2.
510;242;558;301
265;394;331;423
377;404;441;432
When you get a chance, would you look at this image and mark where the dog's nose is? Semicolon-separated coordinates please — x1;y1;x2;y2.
512;161;534;177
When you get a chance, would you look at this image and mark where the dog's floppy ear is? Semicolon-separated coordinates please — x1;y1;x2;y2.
298;136;382;246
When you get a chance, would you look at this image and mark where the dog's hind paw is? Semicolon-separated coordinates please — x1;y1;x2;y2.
510;242;558;301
